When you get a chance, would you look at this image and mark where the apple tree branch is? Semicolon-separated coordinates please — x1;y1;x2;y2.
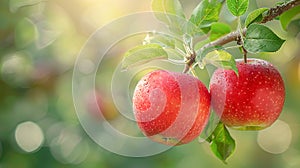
183;0;300;73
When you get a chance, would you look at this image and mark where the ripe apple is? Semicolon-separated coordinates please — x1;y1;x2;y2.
210;58;285;130
132;70;210;146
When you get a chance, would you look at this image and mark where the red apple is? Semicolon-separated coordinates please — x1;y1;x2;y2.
210;58;285;130
132;70;210;146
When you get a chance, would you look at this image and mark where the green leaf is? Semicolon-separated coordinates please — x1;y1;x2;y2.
122;44;168;70
245;8;268;27
15;18;36;49
189;0;224;33
203;50;238;75
194;39;210;51
209;122;236;164
226;0;249;16
9;0;44;13
280;5;300;30
209;22;231;41
164;48;184;61
143;32;176;48
152;0;185;18
175;39;186;54
287;18;300;35
244;24;285;53
143;32;186;55
185;21;205;37
152;0;186;34
200;110;221;141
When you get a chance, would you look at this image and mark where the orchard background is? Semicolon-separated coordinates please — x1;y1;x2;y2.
0;0;300;168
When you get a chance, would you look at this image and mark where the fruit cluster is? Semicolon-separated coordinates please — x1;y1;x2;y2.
132;58;285;146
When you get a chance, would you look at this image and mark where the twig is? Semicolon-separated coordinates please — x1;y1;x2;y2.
183;29;246;73
261;0;300;23
183;0;300;73
183;51;196;73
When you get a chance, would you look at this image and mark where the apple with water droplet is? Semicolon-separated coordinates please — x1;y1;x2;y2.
133;70;211;145
210;58;285;130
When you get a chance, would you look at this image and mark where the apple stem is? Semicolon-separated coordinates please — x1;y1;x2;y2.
242;47;248;64
237;35;248;64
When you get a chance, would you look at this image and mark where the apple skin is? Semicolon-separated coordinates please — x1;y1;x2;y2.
133;70;210;146
210;58;285;130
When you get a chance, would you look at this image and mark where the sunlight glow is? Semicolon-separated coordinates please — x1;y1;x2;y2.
15;121;44;153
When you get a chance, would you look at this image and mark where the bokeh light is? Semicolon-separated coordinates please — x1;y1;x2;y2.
15;121;44;153
1;52;33;87
49;126;89;164
78;59;96;75
257;120;292;154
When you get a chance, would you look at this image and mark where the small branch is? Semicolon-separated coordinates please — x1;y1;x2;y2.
200;28;247;54
183;0;300;72
261;0;300;23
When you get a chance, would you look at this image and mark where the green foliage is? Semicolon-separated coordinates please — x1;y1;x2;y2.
143;33;176;48
189;0;224;33
151;0;186;34
203;50;238;75
164;48;184;60
209;22;231;41
244;8;268;27
280;5;300;30
194;39;210;51
151;0;185;19
122;44;168;70
142;32;185;52
226;0;249;17
244;24;285;53
207;122;236;164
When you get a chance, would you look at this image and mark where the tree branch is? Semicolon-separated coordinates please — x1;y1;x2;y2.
183;0;300;73
261;0;300;23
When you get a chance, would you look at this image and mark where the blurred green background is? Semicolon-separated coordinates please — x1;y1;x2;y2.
1;0;300;167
